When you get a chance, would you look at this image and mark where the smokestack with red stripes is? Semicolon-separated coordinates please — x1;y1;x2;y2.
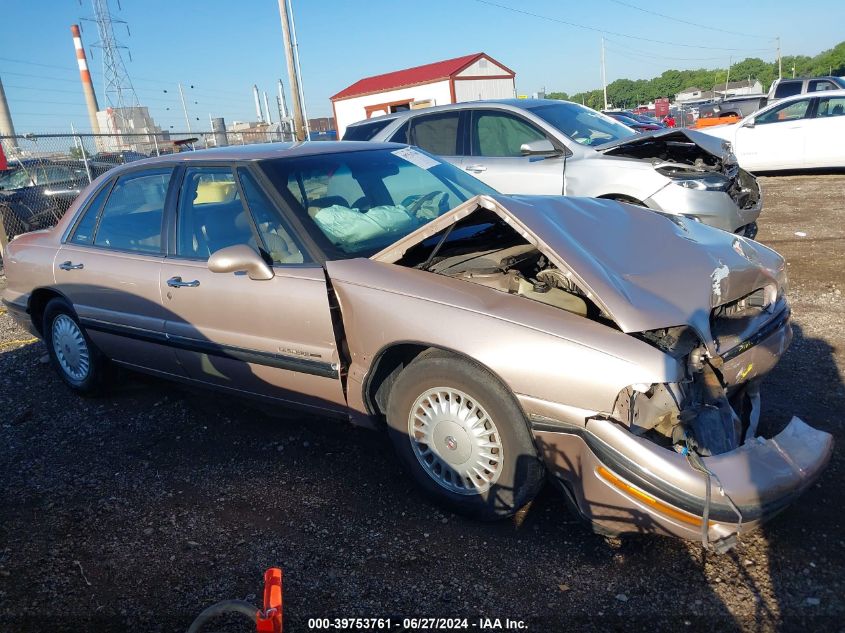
71;24;101;134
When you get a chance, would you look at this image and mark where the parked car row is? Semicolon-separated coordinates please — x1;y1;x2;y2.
346;99;761;236
0;159;113;239
699;89;845;171
697;75;845;121
2;139;832;549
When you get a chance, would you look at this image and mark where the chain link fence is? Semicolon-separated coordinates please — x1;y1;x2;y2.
0;130;302;255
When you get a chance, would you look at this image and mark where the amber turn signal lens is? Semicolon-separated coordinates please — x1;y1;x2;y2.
596;465;709;527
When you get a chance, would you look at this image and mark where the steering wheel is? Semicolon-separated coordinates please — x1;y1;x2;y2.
404;190;445;216
351;196;371;212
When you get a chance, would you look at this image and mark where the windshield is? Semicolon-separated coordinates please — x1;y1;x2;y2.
528;102;638;146
259;147;497;259
0;167;33;190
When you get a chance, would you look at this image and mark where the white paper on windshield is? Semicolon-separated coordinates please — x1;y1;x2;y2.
392;147;440;170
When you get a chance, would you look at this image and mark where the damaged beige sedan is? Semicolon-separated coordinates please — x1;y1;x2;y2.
2;142;832;551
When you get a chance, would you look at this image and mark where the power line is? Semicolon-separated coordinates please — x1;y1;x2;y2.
0;70;80;83
469;0;776;51
2;84;86;95
606;0;773;39
604;39;737;61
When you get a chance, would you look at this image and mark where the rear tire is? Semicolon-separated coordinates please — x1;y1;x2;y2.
43;298;107;395
386;352;545;520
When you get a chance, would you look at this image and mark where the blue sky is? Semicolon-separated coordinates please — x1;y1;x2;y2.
1;0;843;133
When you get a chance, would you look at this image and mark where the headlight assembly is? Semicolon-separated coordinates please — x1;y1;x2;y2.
665;172;731;192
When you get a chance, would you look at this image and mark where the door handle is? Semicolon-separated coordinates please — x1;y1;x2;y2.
167;276;200;288
465;164;487;173
59;260;84;271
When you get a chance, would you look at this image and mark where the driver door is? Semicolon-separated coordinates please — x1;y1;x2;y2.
734;97;812;170
160;164;347;415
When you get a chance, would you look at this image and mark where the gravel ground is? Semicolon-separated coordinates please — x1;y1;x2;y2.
1;175;843;633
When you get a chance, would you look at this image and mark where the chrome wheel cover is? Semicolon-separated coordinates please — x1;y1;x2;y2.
408;387;504;495
51;314;90;382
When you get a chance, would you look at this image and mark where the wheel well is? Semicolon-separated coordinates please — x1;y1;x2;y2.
599;194;644;206
28;288;64;336
365;343;430;418
365;344;523;422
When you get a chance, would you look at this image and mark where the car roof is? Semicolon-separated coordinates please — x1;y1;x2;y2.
346;98;578;127
107;140;408;170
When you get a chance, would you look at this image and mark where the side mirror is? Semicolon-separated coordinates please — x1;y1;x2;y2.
743;117;756;129
520;139;561;156
208;244;274;281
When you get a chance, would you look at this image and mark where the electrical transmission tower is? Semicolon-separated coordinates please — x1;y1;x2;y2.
84;0;140;118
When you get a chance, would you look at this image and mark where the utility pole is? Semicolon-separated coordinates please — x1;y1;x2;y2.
288;0;311;139
601;35;608;110
278;0;306;141
725;56;732;96
776;36;782;79
177;83;192;133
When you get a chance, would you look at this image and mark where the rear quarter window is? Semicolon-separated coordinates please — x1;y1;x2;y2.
342;119;393;141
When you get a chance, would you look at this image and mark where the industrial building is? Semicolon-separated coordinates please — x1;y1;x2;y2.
330;52;516;137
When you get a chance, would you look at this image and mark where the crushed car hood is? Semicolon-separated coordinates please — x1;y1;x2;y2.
597;127;732;160
374;195;786;344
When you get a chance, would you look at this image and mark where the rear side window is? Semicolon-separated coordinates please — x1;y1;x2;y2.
773;81;802;99
93;169;171;254
808;80;838;92
471;111;546;157
405;112;461;155
70;180;113;245
816;96;845;118
176;167;250;259
342;119;392;141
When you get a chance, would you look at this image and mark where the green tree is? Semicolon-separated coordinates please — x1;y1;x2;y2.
69;145;90;160
548;40;844;107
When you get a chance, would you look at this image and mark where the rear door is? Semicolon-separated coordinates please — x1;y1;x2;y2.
466;109;565;194
734;97;812;170
803;94;845;168
159;164;347;414
54;166;183;374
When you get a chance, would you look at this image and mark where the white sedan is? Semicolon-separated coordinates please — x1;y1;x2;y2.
701;89;845;171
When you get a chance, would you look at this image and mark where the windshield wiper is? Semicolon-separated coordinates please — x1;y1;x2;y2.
417;223;456;272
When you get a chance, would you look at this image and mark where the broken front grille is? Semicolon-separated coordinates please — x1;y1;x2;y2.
727;168;760;210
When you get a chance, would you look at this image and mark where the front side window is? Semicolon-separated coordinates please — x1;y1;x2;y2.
176;166;251;259
527;102;637;146
93;169;171;253
402;112;461;155
816;96;845;118
259;148;496;258
237;169;305;265
756;99;811;125
773;81;802;99
34;165;75;186
471;111;546;157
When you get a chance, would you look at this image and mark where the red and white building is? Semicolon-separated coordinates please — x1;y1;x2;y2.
330;52;516;137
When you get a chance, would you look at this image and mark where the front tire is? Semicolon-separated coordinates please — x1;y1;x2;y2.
386;352;545;520
43;298;107;394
